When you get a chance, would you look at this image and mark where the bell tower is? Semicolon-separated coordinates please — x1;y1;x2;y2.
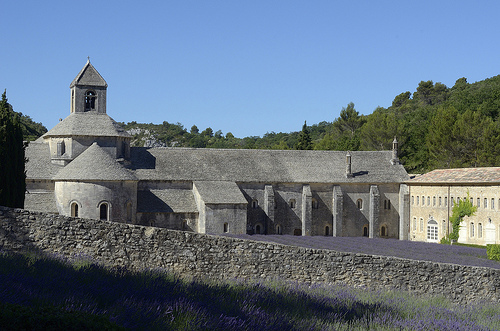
69;59;108;114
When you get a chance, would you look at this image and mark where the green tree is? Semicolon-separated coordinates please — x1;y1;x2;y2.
334;102;365;136
446;192;477;243
296;121;312;150
426;106;459;169
0;91;26;208
360;107;401;151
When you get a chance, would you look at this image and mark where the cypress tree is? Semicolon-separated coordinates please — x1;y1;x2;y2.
0;90;26;208
296;121;312;150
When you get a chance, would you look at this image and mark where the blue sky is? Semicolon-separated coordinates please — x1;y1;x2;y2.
1;1;499;138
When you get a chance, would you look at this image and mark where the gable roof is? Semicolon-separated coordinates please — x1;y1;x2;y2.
194;181;248;204
54;143;137;181
137;189;197;213
130;148;409;184
408;167;500;185
42;113;131;138
70;60;107;88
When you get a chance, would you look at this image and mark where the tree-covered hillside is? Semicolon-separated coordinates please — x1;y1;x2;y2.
121;75;500;173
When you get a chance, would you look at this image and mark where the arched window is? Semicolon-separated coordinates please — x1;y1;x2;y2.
363;225;368;237
380;225;387;237
325;226;330;236
478;223;483;238
416;196;419;205
276;224;282;235
477;198;481;207
470;222;475;237
411;196;414;205
427;219;438;242
85;91;96;111
289;199;296;208
492;199;495;210
419;218;424;232
99;202;108;221
126;202;132;223
357;199;363;210
71;202;79;217
255;224;262;234
312;198;319;209
251;199;258;209
413;217;417;231
433;196;436;206
223;222;228;233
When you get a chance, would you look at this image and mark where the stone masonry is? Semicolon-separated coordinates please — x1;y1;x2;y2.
1;206;499;304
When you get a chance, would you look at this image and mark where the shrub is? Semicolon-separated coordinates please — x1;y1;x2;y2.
487;244;500;261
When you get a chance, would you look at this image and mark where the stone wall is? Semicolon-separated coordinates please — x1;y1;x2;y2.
1;206;499;304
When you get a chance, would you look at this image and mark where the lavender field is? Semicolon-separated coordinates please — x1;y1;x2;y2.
221;234;500;270
0;250;499;330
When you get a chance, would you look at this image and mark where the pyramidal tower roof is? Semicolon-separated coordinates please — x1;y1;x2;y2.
54;142;137;181
70;59;107;88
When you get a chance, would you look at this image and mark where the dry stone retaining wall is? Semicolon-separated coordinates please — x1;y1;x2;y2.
0;206;499;304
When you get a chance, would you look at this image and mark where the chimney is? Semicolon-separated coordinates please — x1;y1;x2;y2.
346;151;353;178
391;137;399;165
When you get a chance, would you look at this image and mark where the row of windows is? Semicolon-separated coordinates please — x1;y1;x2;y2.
411;195;499;210
71;201;109;220
250;198;391;211
469;222;483;238
69;201;133;222
251;198;316;210
413;217;488;241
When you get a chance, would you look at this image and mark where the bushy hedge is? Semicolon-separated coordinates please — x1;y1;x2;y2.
487;244;500;261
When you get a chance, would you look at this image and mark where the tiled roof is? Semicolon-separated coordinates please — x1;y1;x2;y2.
137;189;197;213
130;148;409;184
43;111;132;137
54;143;137;181
42;113;131;138
69;60;107;88
25;142;63;180
194;181;248;204
408;167;500;184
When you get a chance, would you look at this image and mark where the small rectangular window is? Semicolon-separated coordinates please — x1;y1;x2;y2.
477;198;480;207
411;196;414;205
485;198;488;208
445;197;447;207
439;197;442;206
492;198;495;210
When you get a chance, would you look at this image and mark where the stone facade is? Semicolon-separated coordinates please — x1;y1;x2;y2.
24;61;410;238
408;168;500;244
1;206;499;304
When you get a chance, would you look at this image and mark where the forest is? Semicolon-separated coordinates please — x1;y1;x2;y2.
16;74;500;174
119;75;500;173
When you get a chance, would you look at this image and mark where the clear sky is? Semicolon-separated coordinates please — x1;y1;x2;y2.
1;1;499;138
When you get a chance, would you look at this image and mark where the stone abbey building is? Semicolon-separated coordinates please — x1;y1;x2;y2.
408;167;500;245
24;61;411;238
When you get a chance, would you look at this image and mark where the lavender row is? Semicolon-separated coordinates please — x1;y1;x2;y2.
0;250;499;330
